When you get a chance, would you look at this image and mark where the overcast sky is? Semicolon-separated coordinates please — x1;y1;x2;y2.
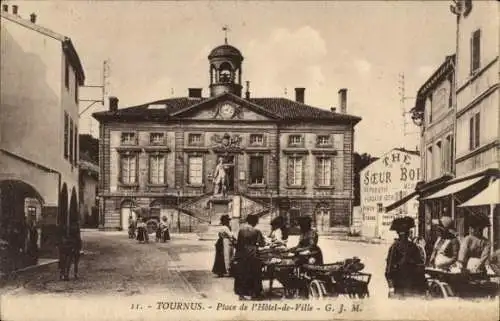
6;1;457;157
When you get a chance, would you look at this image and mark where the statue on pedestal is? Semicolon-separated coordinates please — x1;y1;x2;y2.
213;157;228;197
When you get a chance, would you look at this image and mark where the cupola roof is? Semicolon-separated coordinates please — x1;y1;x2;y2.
208;44;243;59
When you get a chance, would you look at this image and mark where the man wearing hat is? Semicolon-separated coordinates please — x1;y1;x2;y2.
457;214;491;274
428;216;460;271
385;216;427;298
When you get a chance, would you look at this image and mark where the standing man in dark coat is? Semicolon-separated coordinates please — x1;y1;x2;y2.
233;214;266;300
58;223;82;281
385;216;427;298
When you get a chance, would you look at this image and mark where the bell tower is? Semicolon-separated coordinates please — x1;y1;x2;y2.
208;26;244;97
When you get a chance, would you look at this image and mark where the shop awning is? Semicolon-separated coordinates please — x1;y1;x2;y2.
459;180;499;207
385;191;418;212
422;176;483;200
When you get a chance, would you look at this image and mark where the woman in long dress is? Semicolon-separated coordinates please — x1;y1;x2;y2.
233;214;266;300
136;218;148;243
212;214;235;277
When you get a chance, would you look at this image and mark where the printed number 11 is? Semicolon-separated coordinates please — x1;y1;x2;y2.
131;304;142;310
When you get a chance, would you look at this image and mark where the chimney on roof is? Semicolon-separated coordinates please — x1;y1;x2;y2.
2;5;8;12
295;87;305;104
12;5;18;15
245;81;250;99
338;88;347;113
188;88;202;99
109;96;119;112
30;13;36;23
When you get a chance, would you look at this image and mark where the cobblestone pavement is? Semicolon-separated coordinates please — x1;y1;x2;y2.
170;235;392;300
1;231;497;321
0;230;200;298
0;231;391;300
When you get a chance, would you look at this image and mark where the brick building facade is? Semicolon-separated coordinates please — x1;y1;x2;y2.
93;42;361;234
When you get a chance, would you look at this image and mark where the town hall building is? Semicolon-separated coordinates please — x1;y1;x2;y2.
93;40;362;234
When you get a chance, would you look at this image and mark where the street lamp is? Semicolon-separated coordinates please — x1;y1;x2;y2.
411;108;424;127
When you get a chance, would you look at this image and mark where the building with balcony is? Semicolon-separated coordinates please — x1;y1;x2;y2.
93;41;362;235
453;0;499;248
389;1;499;252
0;7;85;256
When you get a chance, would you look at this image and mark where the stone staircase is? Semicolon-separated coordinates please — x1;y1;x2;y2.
191;194;272;241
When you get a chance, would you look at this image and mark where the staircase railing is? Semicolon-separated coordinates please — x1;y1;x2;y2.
238;193;273;222
172;206;211;224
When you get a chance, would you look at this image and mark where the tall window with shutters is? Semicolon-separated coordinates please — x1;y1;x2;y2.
188;156;203;185
120;154;137;184
316;157;332;186
69;119;74;164
249;156;264;184
469;112;480;151
287;156;303;186
470;29;481;74
446;135;454;173
436;141;442;177
149;154;165;185
426;146;433;180
74;81;79;103
74;125;78;166
64;112;69;159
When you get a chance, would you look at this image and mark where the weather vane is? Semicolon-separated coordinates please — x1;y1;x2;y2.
222;25;230;44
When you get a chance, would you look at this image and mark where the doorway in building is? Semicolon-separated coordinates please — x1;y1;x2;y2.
316;207;331;233
120;200;136;231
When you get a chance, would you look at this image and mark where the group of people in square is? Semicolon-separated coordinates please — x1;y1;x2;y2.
211;213;323;300
385;213;499;298
128;216;170;243
211;210;498;300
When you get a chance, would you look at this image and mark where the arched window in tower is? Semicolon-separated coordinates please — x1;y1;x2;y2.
210;65;217;84
219;62;233;84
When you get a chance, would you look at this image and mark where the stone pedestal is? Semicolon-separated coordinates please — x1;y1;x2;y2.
197;196;235;240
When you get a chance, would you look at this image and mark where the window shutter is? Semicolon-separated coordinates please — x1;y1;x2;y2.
287;157;293;186
450;136;454;172
471;29;481;73
258;157;264;182
118;155;123;183
74;125;78;166
133;155;138;184
162;155;166;184
474;113;480;148
314;157;320;185
300;157;305;186
469;117;474;150
328;157;333;186
470;33;474;74
333;154;344;191
474;30;481;71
